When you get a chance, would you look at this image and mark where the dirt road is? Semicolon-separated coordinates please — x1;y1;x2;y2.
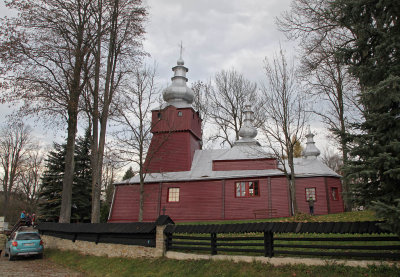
0;253;84;277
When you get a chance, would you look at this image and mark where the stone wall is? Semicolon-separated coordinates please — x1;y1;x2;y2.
42;226;167;259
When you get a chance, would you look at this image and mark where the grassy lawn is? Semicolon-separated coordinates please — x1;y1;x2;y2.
177;210;378;225
169;210;399;260
45;211;399;276
45;248;400;277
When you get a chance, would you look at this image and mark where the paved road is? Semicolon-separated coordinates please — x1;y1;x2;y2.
0;253;84;277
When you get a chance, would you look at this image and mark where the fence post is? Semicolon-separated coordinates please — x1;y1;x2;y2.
165;232;172;252
211;233;217;255
264;231;274;257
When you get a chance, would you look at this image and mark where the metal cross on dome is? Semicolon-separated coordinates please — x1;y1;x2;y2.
179;41;184;59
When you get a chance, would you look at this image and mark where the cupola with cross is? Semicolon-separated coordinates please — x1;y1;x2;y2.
144;52;202;173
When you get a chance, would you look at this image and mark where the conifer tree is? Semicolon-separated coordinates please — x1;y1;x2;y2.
39;130;92;222
72;129;92;222
334;0;400;228
122;167;135;181
38;143;65;222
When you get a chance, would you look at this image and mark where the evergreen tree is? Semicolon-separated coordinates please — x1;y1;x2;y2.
72;129;92;222
38;143;65;222
334;0;400;230
122;166;135;181
39;130;92;222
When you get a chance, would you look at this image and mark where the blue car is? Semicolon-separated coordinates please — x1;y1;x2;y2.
4;229;44;261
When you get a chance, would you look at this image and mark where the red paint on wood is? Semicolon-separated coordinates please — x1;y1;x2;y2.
213;159;277;171
151;106;202;139
326;177;345;213
296;177;333;215
270;177;291;217
108;185;140;222
144;106;202;173
109;176;343;222
224;178;271;220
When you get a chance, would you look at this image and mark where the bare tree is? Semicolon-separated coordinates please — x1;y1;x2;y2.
321;147;343;175
0;122;32;220
191;81;211;127
208;68;263;148
84;0;147;223
16;146;45;212
112;65;158;221
261;48;308;215
276;0;361;210
0;0;97;222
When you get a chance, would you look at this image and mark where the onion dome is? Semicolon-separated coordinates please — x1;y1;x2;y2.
162;55;194;108
302;127;321;159
234;102;260;146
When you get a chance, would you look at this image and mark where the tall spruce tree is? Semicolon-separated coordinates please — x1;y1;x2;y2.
72;129;92;222
334;0;400;229
39;130;92;222
38;143;65;222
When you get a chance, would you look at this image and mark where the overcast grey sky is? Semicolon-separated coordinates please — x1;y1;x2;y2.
0;0;335;151
142;0;293;84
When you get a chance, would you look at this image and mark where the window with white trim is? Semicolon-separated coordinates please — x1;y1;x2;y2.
331;187;339;201
305;187;316;201
235;181;259;198
168;188;180;202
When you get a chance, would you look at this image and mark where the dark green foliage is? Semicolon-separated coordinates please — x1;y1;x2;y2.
335;0;400;233
373;199;400;235
38;143;65;222
122;166;135;180
72;129;92;222
100;200;111;223
39;130;92;222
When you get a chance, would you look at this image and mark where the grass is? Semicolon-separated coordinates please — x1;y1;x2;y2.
176;210;378;225
45;248;400;277
45;210;399;276
170;210;399;260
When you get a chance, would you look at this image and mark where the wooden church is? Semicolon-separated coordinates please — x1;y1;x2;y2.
108;56;344;222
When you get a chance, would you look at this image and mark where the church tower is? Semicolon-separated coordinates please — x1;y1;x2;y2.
144;55;202;173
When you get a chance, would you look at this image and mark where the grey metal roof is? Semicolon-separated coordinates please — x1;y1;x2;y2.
115;145;340;185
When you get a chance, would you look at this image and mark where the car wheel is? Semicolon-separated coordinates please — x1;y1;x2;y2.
37;253;43;259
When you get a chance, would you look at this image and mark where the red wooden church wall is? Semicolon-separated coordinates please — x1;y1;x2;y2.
213;159;277;171
109;176;343;222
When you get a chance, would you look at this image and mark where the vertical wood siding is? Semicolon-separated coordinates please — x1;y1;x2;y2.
151;107;202;139
326;177;345;213
159;181;223;221
144;105;202;173
145;132;199;172
108;185;140;222
296;177;330;215
109;178;342;222
224;178;270;220
270;177;291;217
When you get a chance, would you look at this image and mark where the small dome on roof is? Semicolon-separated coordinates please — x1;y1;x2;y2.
302;127;321;159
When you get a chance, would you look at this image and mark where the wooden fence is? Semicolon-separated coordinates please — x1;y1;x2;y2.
164;221;400;260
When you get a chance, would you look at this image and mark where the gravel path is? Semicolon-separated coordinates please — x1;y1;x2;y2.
0;253;84;277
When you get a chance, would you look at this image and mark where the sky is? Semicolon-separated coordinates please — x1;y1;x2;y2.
0;0;336;153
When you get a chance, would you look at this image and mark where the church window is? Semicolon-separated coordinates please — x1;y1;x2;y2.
168;188;180;202
305;187;316;201
331;187;339;200
235;181;259;197
178;111;183;117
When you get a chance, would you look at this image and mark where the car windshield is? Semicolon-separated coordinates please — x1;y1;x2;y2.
16;233;40;240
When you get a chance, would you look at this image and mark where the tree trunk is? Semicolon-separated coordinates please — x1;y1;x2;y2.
90;0;102;224
59;106;78;223
59;22;85;223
